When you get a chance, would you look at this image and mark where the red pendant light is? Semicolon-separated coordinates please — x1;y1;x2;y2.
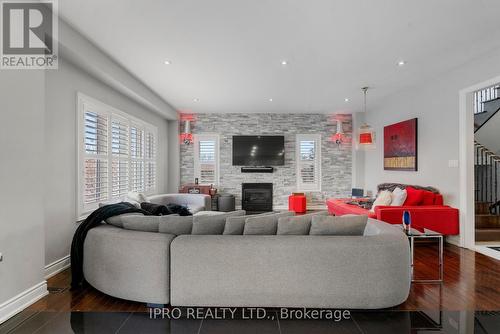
358;124;374;145
357;87;375;148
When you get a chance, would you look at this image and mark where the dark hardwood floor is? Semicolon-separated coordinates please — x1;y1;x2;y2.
23;243;500;313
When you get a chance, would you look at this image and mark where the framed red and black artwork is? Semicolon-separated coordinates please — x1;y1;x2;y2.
383;118;418;171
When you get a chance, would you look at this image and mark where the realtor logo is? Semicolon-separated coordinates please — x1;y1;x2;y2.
1;0;58;69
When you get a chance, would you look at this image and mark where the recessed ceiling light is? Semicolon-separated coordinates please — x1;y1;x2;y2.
269;98;273;102
193;98;199;102
281;60;287;66
344;98;350;102
397;60;406;67
164;60;171;65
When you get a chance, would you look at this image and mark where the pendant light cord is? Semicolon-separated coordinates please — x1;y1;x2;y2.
362;87;368;114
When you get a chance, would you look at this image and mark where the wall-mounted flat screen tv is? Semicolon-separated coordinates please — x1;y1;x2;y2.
232;135;285;166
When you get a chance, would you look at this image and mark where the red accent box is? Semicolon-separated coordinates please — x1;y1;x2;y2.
289;195;307;213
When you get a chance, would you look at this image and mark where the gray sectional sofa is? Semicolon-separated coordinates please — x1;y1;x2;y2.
83;198;411;309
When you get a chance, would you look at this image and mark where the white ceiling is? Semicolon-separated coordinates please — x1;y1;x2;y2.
59;0;500;114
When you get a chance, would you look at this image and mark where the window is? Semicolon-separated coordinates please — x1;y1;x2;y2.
296;134;321;191
194;134;219;185
77;93;157;218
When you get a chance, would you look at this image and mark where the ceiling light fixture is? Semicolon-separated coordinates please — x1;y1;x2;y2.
344;98;350;102
164;60;171;65
269;98;273;102
397;60;406;67
357;87;375;149
281;60;287;66
193;98;199;102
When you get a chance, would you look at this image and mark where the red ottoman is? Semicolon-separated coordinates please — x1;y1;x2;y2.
289;194;307;213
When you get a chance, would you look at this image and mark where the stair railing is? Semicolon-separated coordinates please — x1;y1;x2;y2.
474;141;500;214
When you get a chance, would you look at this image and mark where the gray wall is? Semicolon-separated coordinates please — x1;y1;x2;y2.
44;58;170;267
0;71;46;308
180;113;353;207
363;45;500;211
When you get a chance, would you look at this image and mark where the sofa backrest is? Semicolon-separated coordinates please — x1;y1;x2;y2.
148;193;211;211
377;183;440;194
377;183;444;206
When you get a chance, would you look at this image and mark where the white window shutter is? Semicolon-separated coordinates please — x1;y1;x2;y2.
83;158;108;205
195;135;219;185
82;109;109;209
111;117;129;198
130;126;145;192
144;130;156;192
84;111;108;155
296;134;321;191
78;94;159;219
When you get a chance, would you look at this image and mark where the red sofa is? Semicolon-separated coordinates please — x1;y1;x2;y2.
326;184;459;235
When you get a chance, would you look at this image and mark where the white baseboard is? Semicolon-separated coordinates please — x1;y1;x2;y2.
446;235;461;247
0;281;48;324
44;255;70;279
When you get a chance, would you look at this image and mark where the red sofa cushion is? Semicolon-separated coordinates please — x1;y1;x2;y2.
326;197;459;235
375;205;459;235
421;190;436;205
434;194;444;206
404;187;425;206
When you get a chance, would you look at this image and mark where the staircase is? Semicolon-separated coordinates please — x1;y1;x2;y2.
474;141;500;242
475;201;500;241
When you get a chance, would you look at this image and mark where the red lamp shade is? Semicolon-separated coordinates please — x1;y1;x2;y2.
331;132;345;144
180;118;193;144
180;133;193;144
359;132;373;145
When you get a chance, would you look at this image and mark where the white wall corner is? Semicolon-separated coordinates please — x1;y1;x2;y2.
44;255;71;280
351;112;365;190
0;282;48;324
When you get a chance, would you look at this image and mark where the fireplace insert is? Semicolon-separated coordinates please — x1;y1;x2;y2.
242;183;273;213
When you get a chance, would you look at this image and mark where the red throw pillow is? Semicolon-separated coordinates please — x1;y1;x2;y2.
404;187;425;206
434;194;444;206
421;190;436;205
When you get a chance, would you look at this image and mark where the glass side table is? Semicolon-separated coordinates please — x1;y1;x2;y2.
400;226;443;284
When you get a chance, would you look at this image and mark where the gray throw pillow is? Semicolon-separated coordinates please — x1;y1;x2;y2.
243;211;294;235
158;215;193;235
192;210;246;235
105;213;144;228
223;212;273;235
310;215;368;236
277;211;329;235
122;215;160;232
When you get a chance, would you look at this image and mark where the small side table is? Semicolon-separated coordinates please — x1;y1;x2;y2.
402;226;443;284
218;194;235;212
288;195;306;213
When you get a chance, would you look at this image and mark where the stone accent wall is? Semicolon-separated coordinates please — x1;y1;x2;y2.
180;113;352;208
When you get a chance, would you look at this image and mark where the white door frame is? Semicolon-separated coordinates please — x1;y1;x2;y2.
458;75;500;249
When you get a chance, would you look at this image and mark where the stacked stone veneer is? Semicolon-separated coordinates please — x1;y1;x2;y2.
180;113;352;208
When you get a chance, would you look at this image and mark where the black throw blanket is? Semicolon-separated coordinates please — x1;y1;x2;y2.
140;202;192;216
70;202;151;289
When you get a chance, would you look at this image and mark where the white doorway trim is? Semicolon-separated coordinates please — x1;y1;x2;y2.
459;75;500;249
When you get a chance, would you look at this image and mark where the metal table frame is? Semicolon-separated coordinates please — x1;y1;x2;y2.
404;227;444;284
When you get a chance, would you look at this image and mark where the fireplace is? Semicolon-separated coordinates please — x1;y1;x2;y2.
242;183;273;213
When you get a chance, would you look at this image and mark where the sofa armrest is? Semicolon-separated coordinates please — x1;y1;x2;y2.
148;194;211;211
375;206;459;235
